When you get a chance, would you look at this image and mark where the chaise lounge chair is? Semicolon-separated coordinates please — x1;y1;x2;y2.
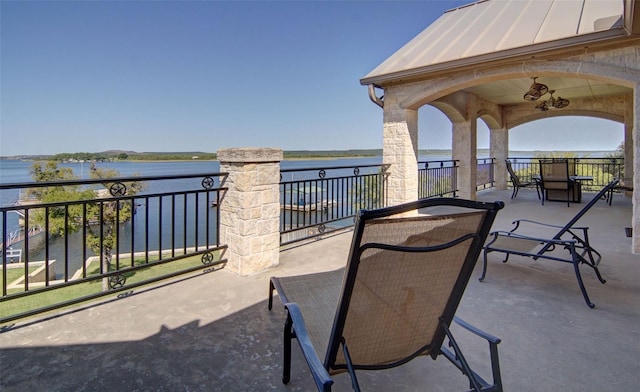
268;198;505;391
481;179;619;308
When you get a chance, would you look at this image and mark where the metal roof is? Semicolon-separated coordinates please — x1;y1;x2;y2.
361;0;631;85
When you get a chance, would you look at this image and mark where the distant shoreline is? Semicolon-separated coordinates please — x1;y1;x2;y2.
0;148;618;162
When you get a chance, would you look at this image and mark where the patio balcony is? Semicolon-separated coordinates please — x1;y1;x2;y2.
1;188;637;391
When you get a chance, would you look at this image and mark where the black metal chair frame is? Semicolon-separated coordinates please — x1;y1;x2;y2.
606;177;633;206
539;159;575;207
481;180;619;308
505;160;539;199
269;198;505;391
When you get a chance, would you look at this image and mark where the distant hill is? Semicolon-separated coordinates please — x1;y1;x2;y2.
1;148;617;161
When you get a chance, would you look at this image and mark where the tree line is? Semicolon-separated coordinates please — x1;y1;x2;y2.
50;151;218;161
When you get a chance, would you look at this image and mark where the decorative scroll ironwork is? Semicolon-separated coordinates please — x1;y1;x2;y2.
201;252;215;265
109;274;126;289
109;182;127;197
202;176;215;189
353;167;360;176
318;224;326;234
318;169;326;179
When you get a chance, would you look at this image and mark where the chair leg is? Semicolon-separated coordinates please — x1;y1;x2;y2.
341;339;361;392
479;249;489;281
283;313;293;384
268;280;274;310
593;266;607;284
573;261;595;308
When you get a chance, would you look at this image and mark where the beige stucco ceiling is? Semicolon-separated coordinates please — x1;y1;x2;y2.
463;76;631;107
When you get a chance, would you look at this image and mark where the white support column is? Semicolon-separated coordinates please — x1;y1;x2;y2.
490;127;509;190
218;147;283;275
382;98;419;206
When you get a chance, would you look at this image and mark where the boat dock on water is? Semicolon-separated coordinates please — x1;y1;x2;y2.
281;199;336;212
1;225;46;263
281;185;336;212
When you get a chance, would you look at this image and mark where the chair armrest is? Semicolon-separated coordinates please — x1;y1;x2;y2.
488;230;577;246
441;317;504;391
285;303;334;391
511;219;588;232
453;316;501;344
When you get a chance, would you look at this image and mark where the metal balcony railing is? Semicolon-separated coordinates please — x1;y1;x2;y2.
1;172;227;323
3;156;622;322
279;164;389;245
418;160;459;199
507;157;624;191
476;158;495;190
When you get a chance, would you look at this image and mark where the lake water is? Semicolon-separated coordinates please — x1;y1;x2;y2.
0;151;609;206
1;157;401;271
0;152;609;273
0;156;455;181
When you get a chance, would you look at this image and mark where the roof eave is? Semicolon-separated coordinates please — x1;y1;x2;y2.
359;28;634;87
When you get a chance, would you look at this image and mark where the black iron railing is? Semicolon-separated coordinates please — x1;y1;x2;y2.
418;160;459;198
507;157;624;191
1;173;227;323
476;158;495;190
279;164;389;245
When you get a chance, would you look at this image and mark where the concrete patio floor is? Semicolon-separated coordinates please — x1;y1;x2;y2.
1;189;638;391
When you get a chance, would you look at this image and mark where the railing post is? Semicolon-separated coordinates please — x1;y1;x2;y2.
217;147;283;275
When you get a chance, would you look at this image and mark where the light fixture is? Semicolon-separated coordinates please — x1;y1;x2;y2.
523;77;548;101
534;90;570;112
524;77;570;111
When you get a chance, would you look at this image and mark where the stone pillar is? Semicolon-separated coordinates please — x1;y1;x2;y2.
631;86;639;254
624;122;633;184
624;99;634;188
452;95;478;200
217;147;283;275
490;127;509;190
382;94;419;206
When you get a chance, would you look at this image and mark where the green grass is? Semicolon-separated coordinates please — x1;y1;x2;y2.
1;252;221;321
2;265;39;286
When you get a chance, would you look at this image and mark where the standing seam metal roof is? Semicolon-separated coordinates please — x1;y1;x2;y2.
360;0;626;85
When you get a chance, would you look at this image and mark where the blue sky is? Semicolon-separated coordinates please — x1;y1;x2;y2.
0;1;623;156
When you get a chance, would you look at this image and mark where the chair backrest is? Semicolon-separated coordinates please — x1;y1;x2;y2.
324;198;503;374
535;179;619;256
539;159;570;190
505;160;522;186
551;179;619;240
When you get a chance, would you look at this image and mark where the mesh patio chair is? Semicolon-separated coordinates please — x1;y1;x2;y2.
268;198;505;392
481;180;619;308
539;159;575;206
505;160;539;199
